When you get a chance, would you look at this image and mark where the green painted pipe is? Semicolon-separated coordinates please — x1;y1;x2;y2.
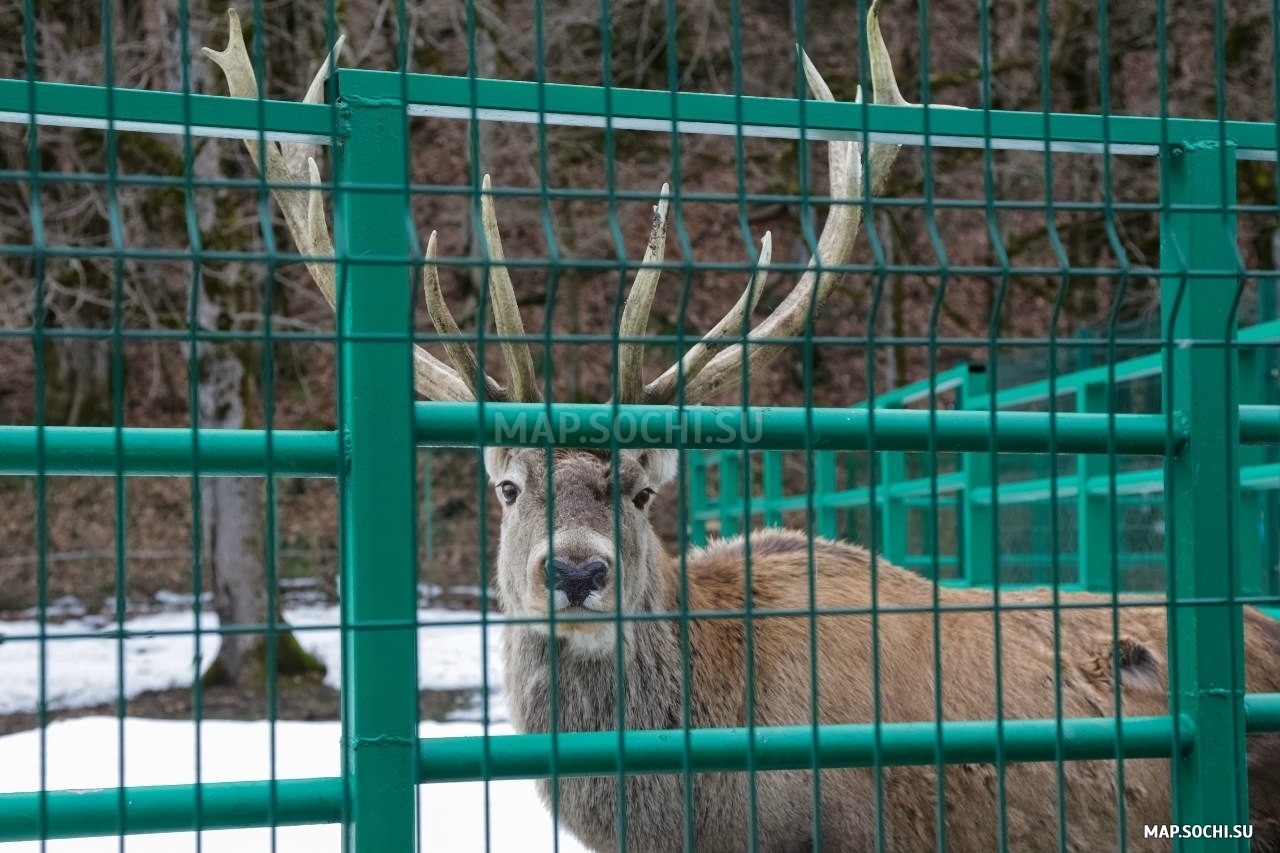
0;776;341;842
1240;405;1280;445
351;69;1280;159
0;426;339;477
24;702;1280;842
414;402;1187;456
417;715;1195;783
0;78;333;142
1245;693;1280;732
0;403;1263;479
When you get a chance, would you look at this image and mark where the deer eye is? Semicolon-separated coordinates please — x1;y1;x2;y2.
497;481;520;506
633;487;656;510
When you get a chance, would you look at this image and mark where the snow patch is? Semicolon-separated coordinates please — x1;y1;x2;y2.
0;606;506;716
0;717;588;853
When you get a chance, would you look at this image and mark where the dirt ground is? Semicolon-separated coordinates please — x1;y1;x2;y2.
0;582;496;737
0;679;485;737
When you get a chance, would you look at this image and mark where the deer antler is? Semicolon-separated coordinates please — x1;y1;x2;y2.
204;9;542;403
206;0;923;408
634;0;917;405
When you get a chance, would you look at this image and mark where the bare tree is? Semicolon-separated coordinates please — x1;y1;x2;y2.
145;1;325;688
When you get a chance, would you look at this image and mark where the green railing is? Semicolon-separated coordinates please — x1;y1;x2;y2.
2;18;1280;853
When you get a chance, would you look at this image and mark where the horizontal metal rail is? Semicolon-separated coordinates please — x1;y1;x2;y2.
0;405;1270;480
6;73;1280;162
0;710;1209;842
970;319;1280;410
690;471;969;521
0;776;342;841
0;78;335;144
342;70;1280;160
10;696;1280;843
0;426;339;477
964;460;1278;505
413;403;1189;455
415;714;1197;782
852;364;970;408
977;354;1164;411
1241;405;1280;444
695;459;1277;520
0;405;1268;478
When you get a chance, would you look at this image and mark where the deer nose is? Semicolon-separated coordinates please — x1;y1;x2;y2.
548;557;609;607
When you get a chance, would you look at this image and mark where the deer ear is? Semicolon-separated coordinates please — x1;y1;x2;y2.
484;447;516;483
631;449;678;488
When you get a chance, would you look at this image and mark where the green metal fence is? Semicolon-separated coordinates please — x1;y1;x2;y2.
692;317;1280;596
2;1;1280;852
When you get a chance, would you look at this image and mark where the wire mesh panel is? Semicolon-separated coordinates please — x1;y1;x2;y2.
1;1;1279;852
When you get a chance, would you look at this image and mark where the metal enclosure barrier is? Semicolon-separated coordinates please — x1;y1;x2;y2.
2;15;1280;853
693;320;1280;595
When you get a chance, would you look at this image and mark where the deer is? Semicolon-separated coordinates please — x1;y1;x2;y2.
204;3;1280;851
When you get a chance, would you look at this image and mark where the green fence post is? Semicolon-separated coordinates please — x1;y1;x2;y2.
960;365;993;586
1075;381;1114;592
1161;139;1249;838
918;452;936;565
719;449;743;540
422;448;434;581
762;450;784;529
843;452;862;543
689;452;709;546
334;80;420;851
879;450;908;567
816;451;839;540
1238;347;1266;596
1261;285;1280;594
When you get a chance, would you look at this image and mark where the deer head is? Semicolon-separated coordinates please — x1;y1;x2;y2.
205;0;912;647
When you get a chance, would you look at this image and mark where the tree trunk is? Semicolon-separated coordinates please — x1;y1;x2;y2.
43;335;112;426
190;192;326;691
136;0;325;689
201;477;267;684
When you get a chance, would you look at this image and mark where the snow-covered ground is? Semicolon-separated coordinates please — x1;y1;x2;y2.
0;604;504;716
0;601;589;853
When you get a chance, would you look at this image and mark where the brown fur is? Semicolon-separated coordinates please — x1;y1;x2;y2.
488;448;1278;852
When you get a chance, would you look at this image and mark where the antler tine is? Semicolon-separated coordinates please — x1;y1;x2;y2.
286;34;345;181
616;184;670;404
641;62;862;406
679;147;863;405
480;175;541;403
644;0;915;406
865;0;910;195
642;232;771;405
422;231;508;401
800;48;854;208
310;158;474;402
205;9;476;403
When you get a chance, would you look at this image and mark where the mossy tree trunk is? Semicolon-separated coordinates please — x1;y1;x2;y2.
135;0;326;689
43;333;113;426
193;324;326;689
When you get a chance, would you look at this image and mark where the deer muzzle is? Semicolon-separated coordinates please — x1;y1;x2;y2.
548;556;610;609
